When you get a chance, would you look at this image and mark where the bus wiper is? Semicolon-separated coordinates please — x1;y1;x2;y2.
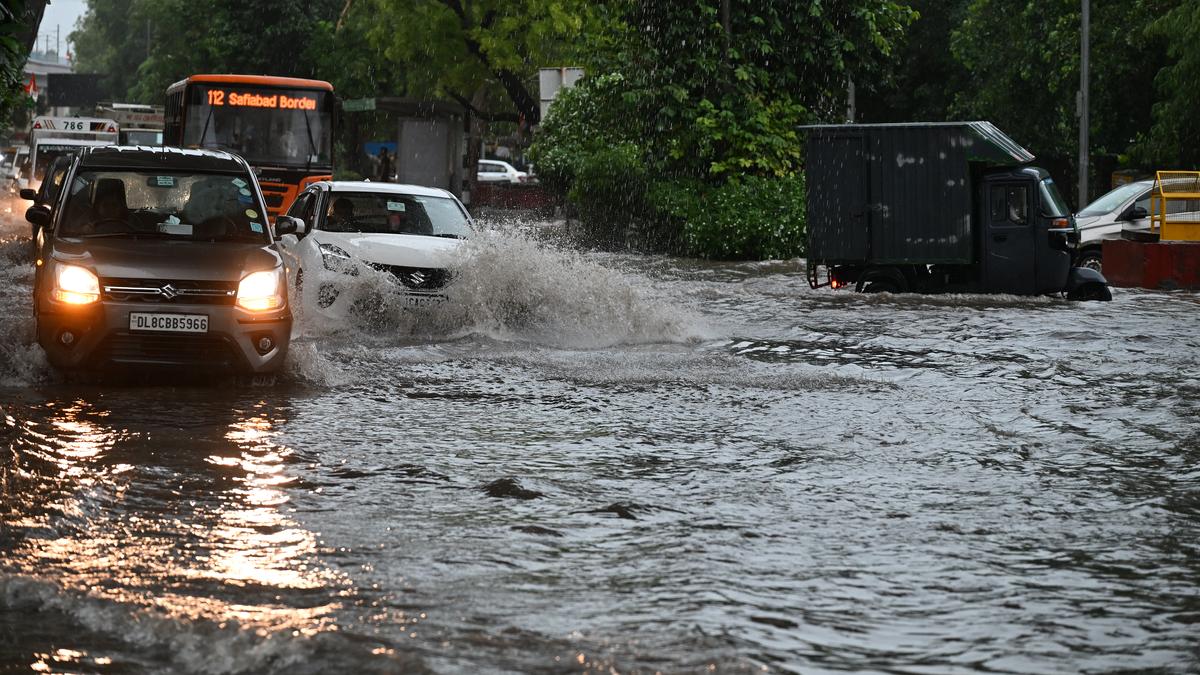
198;104;216;148
301;108;318;173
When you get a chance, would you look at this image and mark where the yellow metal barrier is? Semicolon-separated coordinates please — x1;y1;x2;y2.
1151;171;1200;242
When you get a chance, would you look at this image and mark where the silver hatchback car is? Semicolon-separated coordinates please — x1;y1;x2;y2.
29;146;298;376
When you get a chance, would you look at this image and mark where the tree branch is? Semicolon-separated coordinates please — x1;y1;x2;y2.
447;90;521;123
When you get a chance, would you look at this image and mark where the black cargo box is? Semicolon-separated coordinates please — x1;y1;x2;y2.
804;122;1035;265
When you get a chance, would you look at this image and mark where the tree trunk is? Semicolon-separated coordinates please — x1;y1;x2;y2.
463;85;489;206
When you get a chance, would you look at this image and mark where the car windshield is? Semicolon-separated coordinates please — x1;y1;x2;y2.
1077;182;1147;217
319;192;470;238
1039;178;1071;218
58;169;270;243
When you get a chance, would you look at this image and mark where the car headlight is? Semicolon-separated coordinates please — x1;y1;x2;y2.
237;268;285;311
319;243;359;276
53;264;100;304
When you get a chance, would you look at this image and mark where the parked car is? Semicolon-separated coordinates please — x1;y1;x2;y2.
277;180;471;318
476;159;529;184
29;146;297;378
1074;179;1200;272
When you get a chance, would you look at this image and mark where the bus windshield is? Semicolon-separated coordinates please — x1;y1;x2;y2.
184;84;332;170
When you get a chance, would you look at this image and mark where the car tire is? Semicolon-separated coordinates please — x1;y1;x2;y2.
1067;281;1112;302
1077;248;1102;273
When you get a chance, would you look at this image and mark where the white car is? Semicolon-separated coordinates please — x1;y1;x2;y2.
476;159;529;184
1075;178;1200;271
276;181;471;318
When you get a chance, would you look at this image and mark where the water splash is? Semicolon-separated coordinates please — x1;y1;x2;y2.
292;228;710;349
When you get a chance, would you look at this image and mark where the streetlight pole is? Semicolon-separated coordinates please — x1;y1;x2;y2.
1078;0;1090;208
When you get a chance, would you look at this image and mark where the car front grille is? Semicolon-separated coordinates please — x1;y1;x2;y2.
98;332;239;369
366;264;452;291
101;278;237;305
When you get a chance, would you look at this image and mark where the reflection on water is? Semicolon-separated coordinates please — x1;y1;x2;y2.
1;392;361;672
2;215;1200;673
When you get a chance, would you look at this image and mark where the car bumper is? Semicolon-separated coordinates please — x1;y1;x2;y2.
36;298;292;374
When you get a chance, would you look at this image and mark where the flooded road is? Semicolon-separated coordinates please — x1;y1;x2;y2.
2;212;1199;673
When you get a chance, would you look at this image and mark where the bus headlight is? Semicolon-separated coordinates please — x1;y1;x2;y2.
237;268;285;311
53;264;100;304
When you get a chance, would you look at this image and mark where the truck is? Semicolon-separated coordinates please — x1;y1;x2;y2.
804;122;1111;301
96;102;165;146
23;116;119;198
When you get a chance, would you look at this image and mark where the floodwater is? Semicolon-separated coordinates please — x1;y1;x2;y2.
2;210;1199;674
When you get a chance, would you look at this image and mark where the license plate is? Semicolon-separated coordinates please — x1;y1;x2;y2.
129;312;209;333
400;294;445;309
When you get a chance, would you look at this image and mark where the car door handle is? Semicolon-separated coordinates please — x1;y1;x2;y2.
992;234;1008;242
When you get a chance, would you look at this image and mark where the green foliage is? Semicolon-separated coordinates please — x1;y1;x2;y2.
652;175;807;260
531;0;908;259
0;0;38;127
1137;1;1200;166
528;72;645;195
70;0;341;103
358;0;608;121
950;0;1175;164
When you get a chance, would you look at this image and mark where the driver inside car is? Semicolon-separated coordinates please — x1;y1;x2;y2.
84;178;130;234
327;197;355;231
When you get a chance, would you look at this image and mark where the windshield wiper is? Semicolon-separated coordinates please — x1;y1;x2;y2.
301;109;318;173
77;230;175;239
198;103;216;147
430;232;467;239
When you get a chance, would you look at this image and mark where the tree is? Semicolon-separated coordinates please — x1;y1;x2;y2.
950;0;1177;199
531;0;916;257
69;0;342;104
357;0;606;124
1;0;48;126
70;0;150;102
856;0;972;123
1137;1;1200;166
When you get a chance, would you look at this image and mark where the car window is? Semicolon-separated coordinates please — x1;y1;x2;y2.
990;185;1028;226
320;191;470;238
58;170;270;243
286;192;312;219
1077;182;1148;217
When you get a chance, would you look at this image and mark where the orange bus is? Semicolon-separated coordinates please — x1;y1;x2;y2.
164;74;336;217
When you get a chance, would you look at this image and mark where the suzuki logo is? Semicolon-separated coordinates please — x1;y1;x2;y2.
159;284;178;299
408;272;426;286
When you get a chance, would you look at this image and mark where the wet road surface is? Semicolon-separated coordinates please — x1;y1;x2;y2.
2;212;1199;673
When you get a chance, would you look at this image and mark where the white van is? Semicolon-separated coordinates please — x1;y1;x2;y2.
1075;179;1200;271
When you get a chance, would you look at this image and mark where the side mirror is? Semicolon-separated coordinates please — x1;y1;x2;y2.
1125;205;1148;221
274;215;304;237
25;205;51;228
19;188;37;201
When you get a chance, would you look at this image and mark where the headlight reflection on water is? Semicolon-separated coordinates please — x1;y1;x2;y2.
4;398;348;639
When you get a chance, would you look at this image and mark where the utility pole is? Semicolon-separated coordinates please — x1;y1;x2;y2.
847;77;856;123
721;0;731;44
1078;0;1090;208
